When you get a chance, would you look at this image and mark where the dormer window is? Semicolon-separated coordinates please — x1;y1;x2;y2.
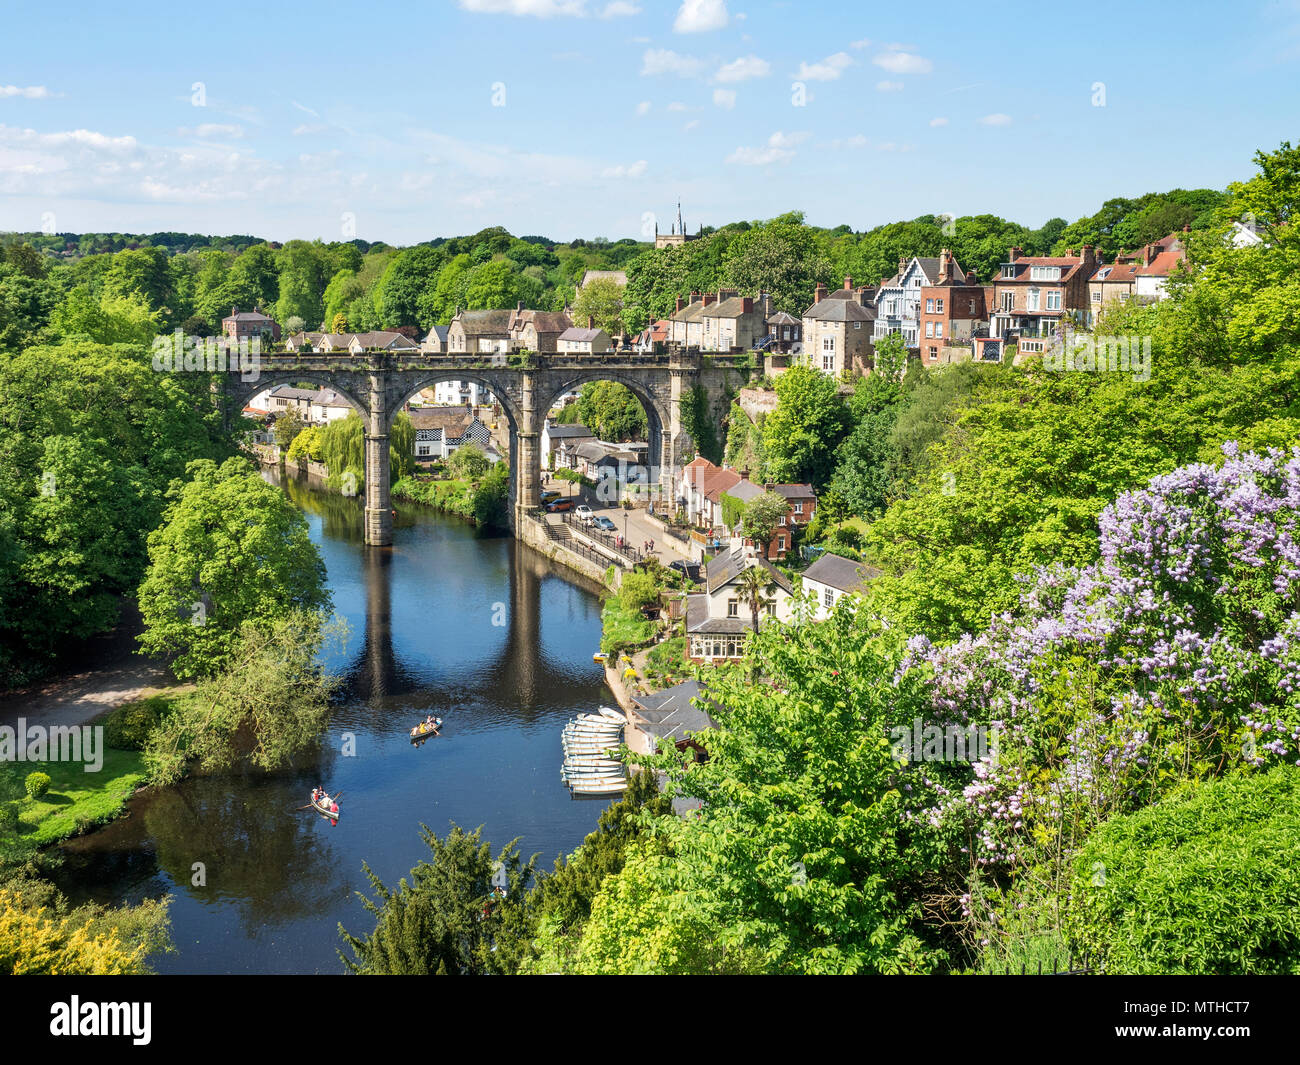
1001;264;1016;279
1030;266;1062;281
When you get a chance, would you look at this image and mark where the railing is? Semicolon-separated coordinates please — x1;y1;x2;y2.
559;510;645;566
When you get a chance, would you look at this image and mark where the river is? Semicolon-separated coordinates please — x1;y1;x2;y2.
53;470;612;974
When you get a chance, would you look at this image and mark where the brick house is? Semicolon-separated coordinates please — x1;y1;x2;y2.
801;277;876;377
222;306;280;343
764;311;802;353
700;290;771;351
917;250;988;367
988;245;1098;352
762;482;816;560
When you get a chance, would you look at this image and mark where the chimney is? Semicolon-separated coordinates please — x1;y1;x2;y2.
517;300;524;311
844;275;853;290
1082;243;1096;268
587;314;595;329
760;290;771;317
1008;246;1021;262
814;282;827;304
675;295;685;313
690;290;701;304
898;257;907;276
938;249;950;284
742;296;753;314
231;305;238;316
702;293;716;307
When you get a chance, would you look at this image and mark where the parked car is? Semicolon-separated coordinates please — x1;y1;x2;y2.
593;516;617;532
545;498;575;512
669;560;702;582
575;504;594;524
540;490;561;504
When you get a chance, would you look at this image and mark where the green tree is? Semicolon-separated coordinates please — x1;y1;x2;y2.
339;824;537;975
571;277;624;335
740;491;788;550
761;365;850;488
449;443;490;481
721;213;830;314
735;563;774;634
577;381;648;442
136;457;331;679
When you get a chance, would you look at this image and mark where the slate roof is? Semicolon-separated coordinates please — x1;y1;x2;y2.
725;478;764;504
704;549;794;596
511;309;573;335
803;552;879;593
559;326;605;343
409;408;472;437
423;325;450;343
544;423;594;439
768;483;815;500
630;678;719;741
803;298;875;322
350;331;418;350
766;311;801;325
223;307;276;322
701;295;757;318
685;593;753;634
454;309;513;335
578;269;628;288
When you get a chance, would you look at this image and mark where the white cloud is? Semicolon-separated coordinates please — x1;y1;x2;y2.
667;101;689;111
0;85;53;99
458;0;587;15
768;130;809;148
684;119;700;130
794;52;853;81
712;88;736;109
979;112;1012;126
674;0;728;32
28;127;138;151
872;50;933;74
180;123;244;139
714;54;770;82
635;100;651;115
601;159;648;178
640;48;705;77
876;80;903;92
599;1;640;15
830;133;868;149
850;38;871;49
292;123;327;136
929;116;949;127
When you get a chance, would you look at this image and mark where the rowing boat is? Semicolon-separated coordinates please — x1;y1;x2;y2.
410;717;443;740
598;707;626;722
569;782;627;795
312;795;340;818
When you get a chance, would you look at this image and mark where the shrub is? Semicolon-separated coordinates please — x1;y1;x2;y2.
1066;768;1300;974
102;695;168;751
24;773;51;801
0;804;18;832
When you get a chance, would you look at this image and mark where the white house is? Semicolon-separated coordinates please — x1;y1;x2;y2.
801;553;878;620
685;545;795;662
557;324;612;354
409;407;492;461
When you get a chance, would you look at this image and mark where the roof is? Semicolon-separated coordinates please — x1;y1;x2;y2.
544;422;594;439
574;440;615;462
1090;263;1139;283
705;548;794;596
423;325;450;342
268;384;321;401
998;255;1091;284
669;301;708;323
803;298;875;323
630;679;719;741
724;478;764;504
409;408;473;436
559;326;605;342
453;309;513;335
879;257;965;289
766;311;801;325
578;269;628;288
700;468;741;503
223;308;275;322
803;552;879;593
314;388;352;409
511;309;572;335
701;295;758;319
1136;248;1186;278
768;483;815;500
350;330;418;350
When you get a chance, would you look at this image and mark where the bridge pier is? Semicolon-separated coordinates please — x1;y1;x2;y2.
514;372;541;526
365;369;392;546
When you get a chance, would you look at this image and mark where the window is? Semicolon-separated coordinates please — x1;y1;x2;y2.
928;345;938;360
765;602;777;616
1091;290;1102;302
1001;264;1016;279
823;587;834;609
925;299;935;313
913;278;921;287
935;323;943;338
1027;288;1041;312
968;299;977;314
792;502;803;515
1046;291;1062;310
823;336;835;351
822;351;834;372
936;298;944;313
853;321;861;329
1001;292;1014;312
727;599;739;618
1030;265;1062;281
777;536;786;551
925;322;934;338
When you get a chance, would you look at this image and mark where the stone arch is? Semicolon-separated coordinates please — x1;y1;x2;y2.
227;372;370;420
386;371;524;517
536;371;673;491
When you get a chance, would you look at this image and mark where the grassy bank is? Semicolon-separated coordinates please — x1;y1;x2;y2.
393;475;477;519
1;748;148;852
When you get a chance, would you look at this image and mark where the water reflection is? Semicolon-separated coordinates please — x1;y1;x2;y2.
54;469;611;973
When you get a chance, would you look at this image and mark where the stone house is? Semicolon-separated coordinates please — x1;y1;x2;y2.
801;553;879;620
508;305;573;352
447;308;513;355
802;278;876;376
222;305;280;343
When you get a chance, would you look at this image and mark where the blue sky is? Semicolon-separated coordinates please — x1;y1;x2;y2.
1;0;1297;244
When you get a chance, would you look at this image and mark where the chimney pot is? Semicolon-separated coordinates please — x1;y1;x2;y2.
587;314;594;329
844;275;852;289
675;296;685;312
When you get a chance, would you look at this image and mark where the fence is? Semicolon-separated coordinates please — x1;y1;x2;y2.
558;510;645;566
996;954;1100;976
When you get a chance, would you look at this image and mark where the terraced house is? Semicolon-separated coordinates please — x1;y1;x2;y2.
802;277;876;376
874;256;964;348
447;308;513;355
989;245;1097;351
